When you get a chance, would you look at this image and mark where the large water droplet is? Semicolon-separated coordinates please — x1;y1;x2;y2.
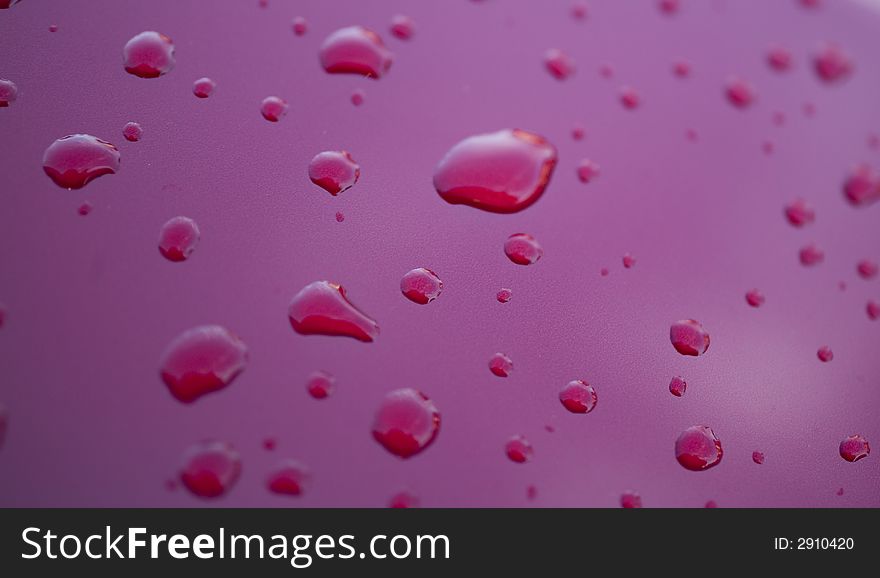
159;325;248;403
559;380;597;414
505;435;534;463
839;434;870;462
306;370;335;399
675;425;723;471
180;440;241;498
267;460;310;496
42;134;120;190
319;26;393;79
288;281;379;342
372;388;440;459
433;129;558;213
670;319;710;356
504;233;543;265
400;268;443;304
814;44;853;84
123;31;175;78
158;216;200;262
489;352;513;377
0;79;18;107
308;151;360;195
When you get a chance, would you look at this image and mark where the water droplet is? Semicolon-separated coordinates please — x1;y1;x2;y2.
620;492;642;508
675;425;723;471
433;129;558;213
745;289;765;308
670;319;710;356
372;388;440;459
193;77;216;98
308;151;360;195
817;345;833;362
319;26;393;79
159;326;248;403
570;2;588;20
839;434;870;462
400;268;443;304
814;44;853;84
799;244;824;267
0;79;18;106
784;198;815;227
526;485;538;501
77;202;93;216
504;233;543;265
658;0;680;15
489;353;513;377
42;134;120;190
576;158;600;183
672;61;691;78
685;128;699;142
158;216;200;262
291;16;307;36
335;211;345;222
267;460;310;496
669;375;687;397
857;259;878;280
619;86;640;109
544;48;575;80
306;370;335;399
867;300;880;321
752;451;765;465
179;440;241;498
600;267;610;277
390;15;415;40
351;88;365;106
559;380;598;414
843;164;879;207
389;491;420;508
767;47;793;72
496;288;512;303
836;487;844;496
505;435;534;463
122;121;143;142
262;437;277;451
123;31;175;78
622;253;636;269
705;500;718;508
571;125;585;140
48;24;58;32
288;281;379;342
725;77;756;108
260;96;288;122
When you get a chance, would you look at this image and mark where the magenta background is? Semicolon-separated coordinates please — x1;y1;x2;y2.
1;0;878;507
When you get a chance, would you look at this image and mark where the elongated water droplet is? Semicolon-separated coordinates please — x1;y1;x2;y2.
292;16;307;36
159;325;248;403
670;319;710;356
839;434;870;462
42;134;120;190
288;281;379;342
372;388;440;459
267;460;310;496
180;440;241;498
123;31;175;78
308;151;359;195
319;26;392;79
0;404;7;450
622;253;636;269
867;300;880;321
559;380;597;414
158;216;200;262
675;425;723;471
401;268;443;304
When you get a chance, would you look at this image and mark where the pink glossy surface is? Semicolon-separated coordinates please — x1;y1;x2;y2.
0;0;878;507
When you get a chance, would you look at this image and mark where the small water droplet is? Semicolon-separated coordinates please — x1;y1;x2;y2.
123;31;175;78
669;375;687;397
622;253;636;269
867;300;880;320
42;134;120;190
193;77;216;98
799;244;824;267
843;164;879;207
817;345;833;362
619;86;640;109
159;326;248;403
559;380;598;414
725;77;756;108
504;233;543;265
705;500;718;508
496;288;512;303
288;281;379;342
291;16;307;36
400;268;443;304
372;388;440;459
335;211;345;222
390;15;415;40
600;267;609;277
267;460;310;496
308;151;360;195
857;259;878;280
814;43;853;84
576;158;600;183
526;485;538;501
48;24;58;32
389;491;420;508
620;492;642;508
784;198;815;227
306;370;335;399
745;289;765;308
488;353;513;377
836;487;844;496
685;128;698;142
658;0;680;15
158;216;200;262
260;96;288;122
262;437;277;451
434;129;557;213
121;123;144;146
571;125;585;140
0;79;18;106
675;425;723;471
762;140;775;155
180;440;241;498
752;451;765;465
319;26;393;79
164;478;178;492
351;88;365;106
839;434;870;462
670;319;710;356
544;48;575;80
570;1;588;20
505;435;533;463
767;47;793;72
77;202;93;216
672;61;691;78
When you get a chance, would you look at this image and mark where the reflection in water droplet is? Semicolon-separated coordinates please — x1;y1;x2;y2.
745;289;765;308
390;15;415;40
0;79;18;107
839;434;870;462
670;319;710;356
123;31;175;78
159;325;248;403
309;151;360;195
260;96;288;122
434;129;558;213
504;233;543;265
401;268;443;304
799;244;824;267
784;199;815;227
620;492;642;508
817;346;833;362
505;435;533;463
42;134;120;190
752;451;765;465
669;375;687;397
489;353;513;377
544;48;575;80
496;288;512;303
319;26;393;79
180;440;241;498
814;44;853;84
372;388;440;459
267;460;310;496
193;77;216;98
123;122;143;142
158;216;200;262
559;380;597;414
306;370;335;399
288;281;379;342
675;425;723;471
